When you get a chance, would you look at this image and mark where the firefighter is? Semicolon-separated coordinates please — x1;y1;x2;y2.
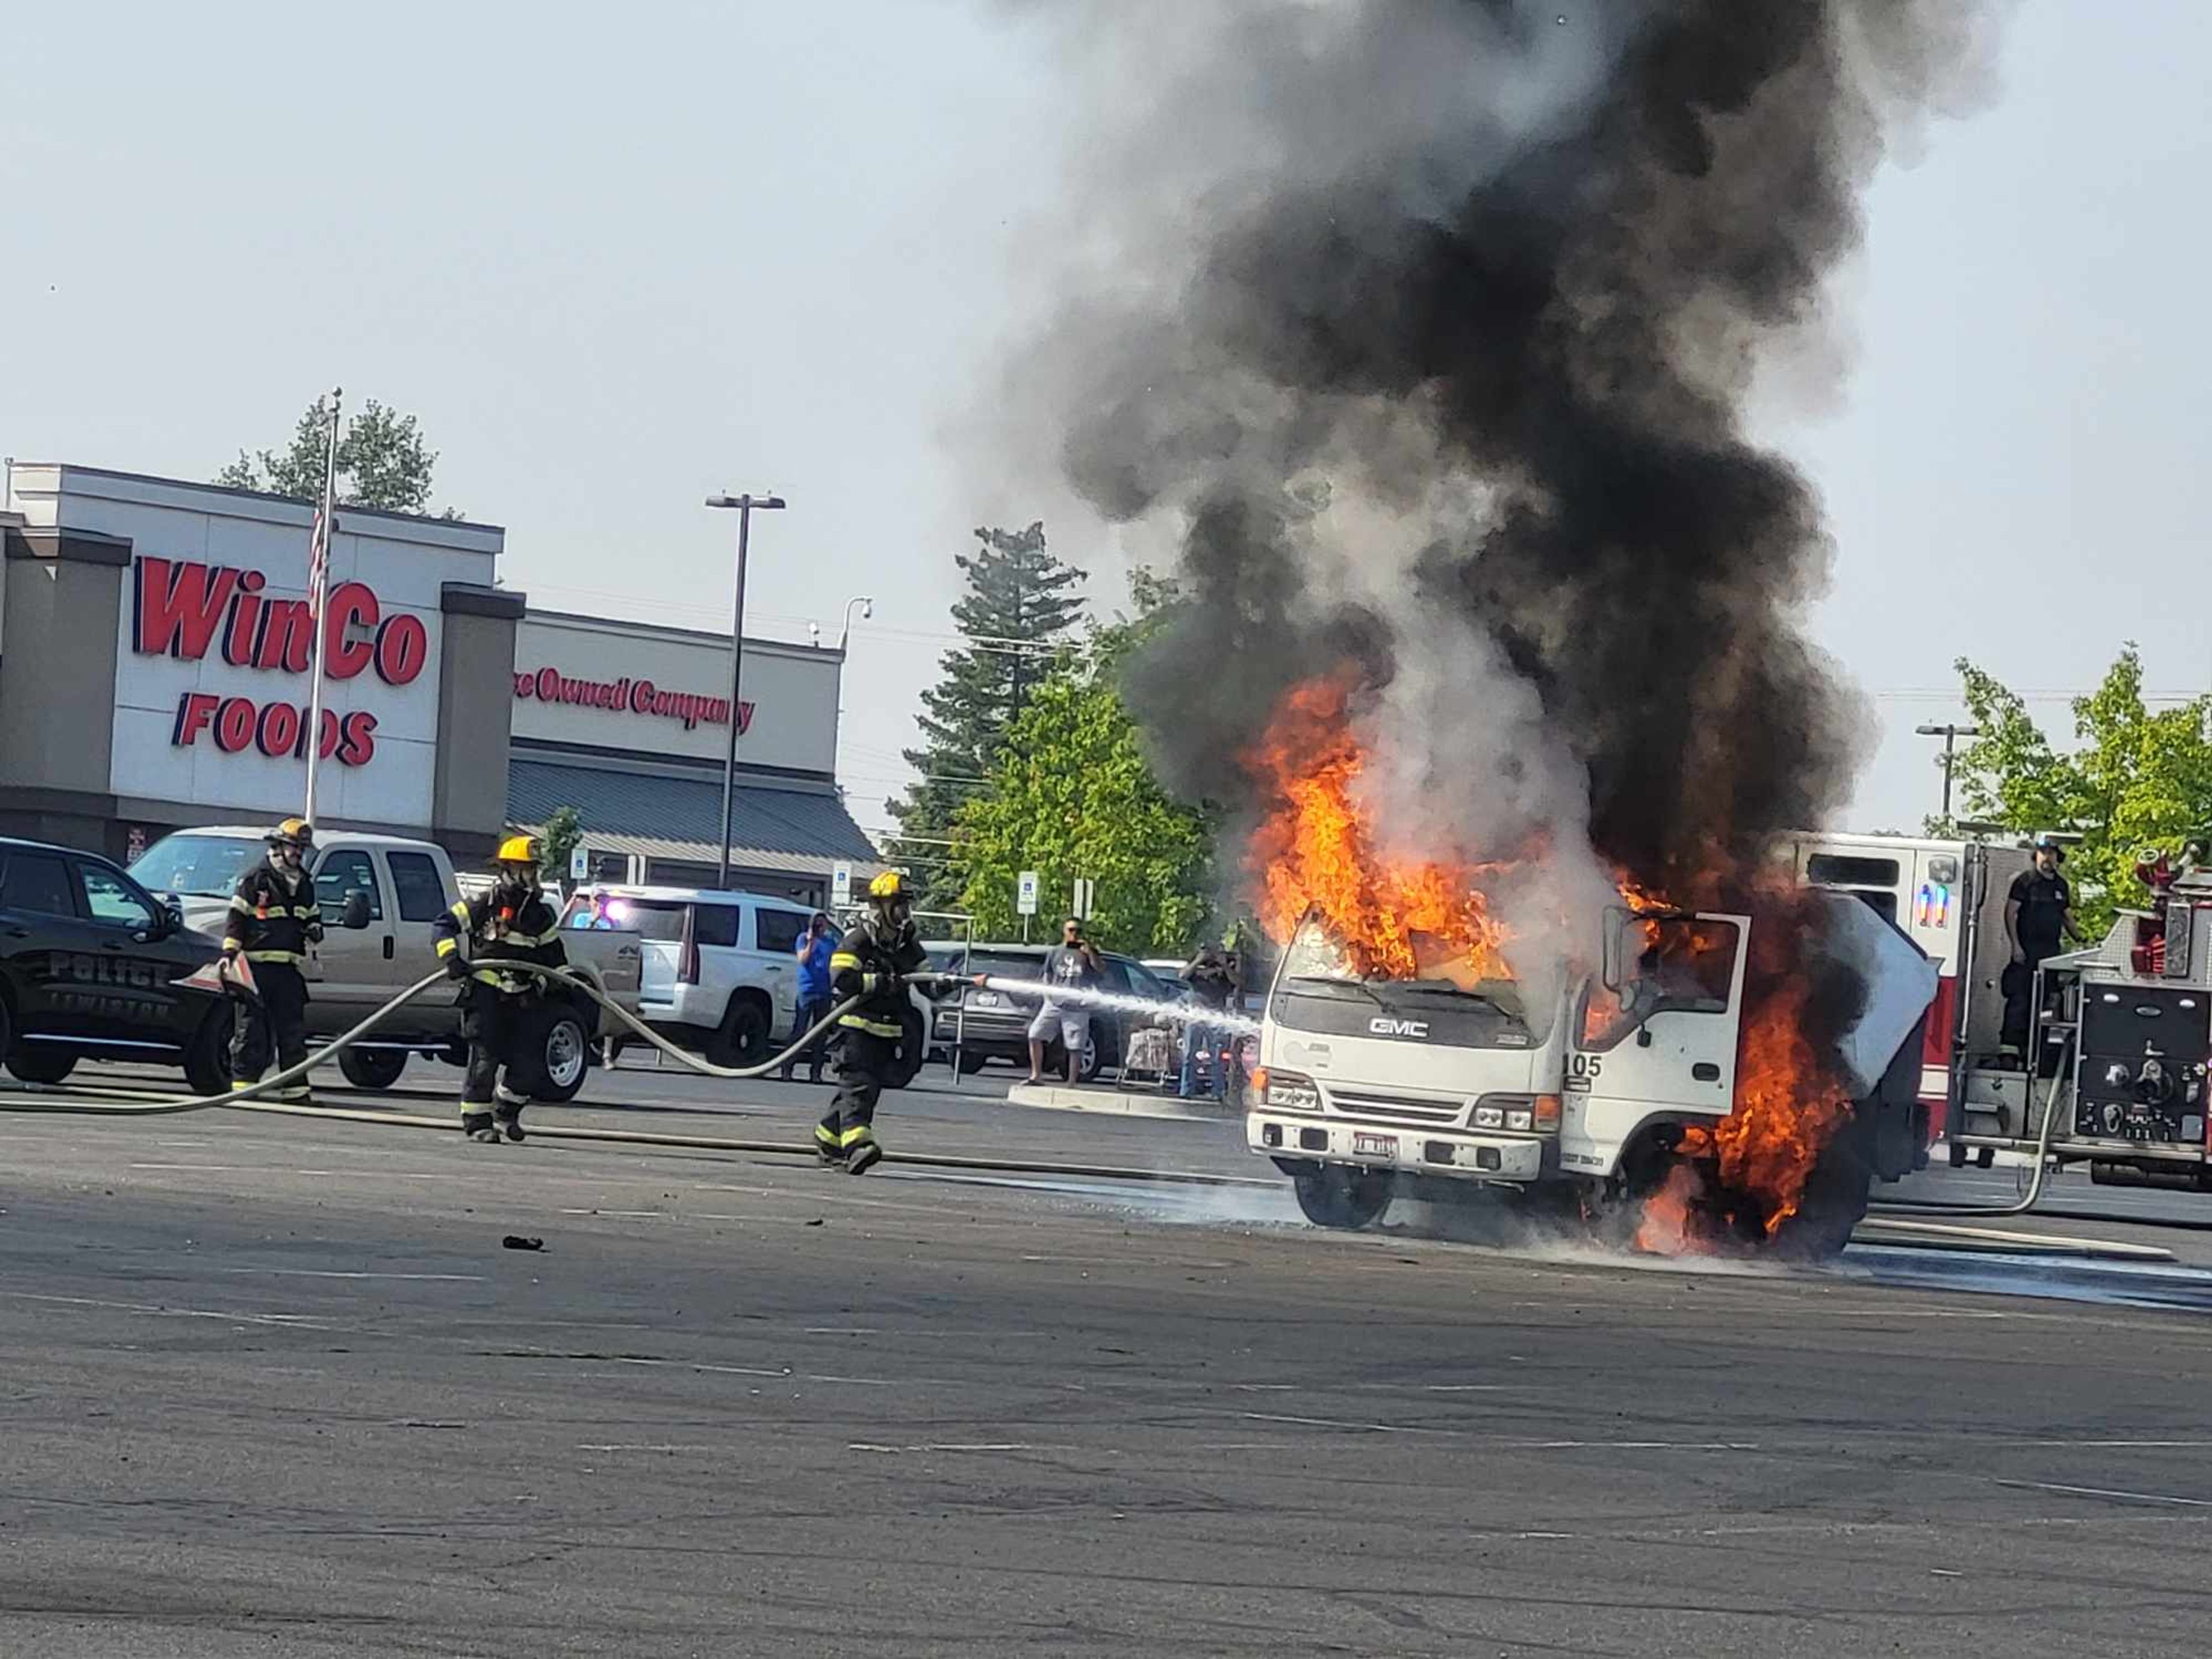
817;871;944;1174
433;835;568;1143
221;817;322;1102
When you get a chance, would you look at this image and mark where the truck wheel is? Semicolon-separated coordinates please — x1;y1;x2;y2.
337;1048;408;1090
511;1002;591;1103
184;1002;234;1099
7;1047;78;1085
884;1008;927;1090
1291;1166;1393;1231
957;1050;990;1077
1779;1121;1874;1260
706;997;771;1070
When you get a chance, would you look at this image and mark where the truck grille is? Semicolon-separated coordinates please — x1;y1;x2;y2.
1324;1090;1465;1127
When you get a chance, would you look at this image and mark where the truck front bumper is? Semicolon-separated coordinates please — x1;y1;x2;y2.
1246;1113;1547;1182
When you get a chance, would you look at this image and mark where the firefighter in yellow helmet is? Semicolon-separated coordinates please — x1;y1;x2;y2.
431;834;568;1143
221;818;321;1101
818;870;940;1173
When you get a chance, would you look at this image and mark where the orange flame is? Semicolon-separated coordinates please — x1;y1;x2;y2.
1243;677;1514;984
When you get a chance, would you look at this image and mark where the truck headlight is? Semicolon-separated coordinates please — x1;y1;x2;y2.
1474;1105;1504;1129
1506;1109;1533;1131
1255;1067;1321;1111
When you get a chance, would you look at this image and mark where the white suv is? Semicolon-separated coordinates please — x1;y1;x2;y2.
563;885;931;1085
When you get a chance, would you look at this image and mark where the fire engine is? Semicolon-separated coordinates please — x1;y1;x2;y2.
1789;831;2212;1188
1783;830;2031;1164
1946;851;2212;1191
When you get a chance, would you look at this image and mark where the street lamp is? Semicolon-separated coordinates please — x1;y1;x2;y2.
705;491;787;888
1915;722;1982;823
839;595;874;652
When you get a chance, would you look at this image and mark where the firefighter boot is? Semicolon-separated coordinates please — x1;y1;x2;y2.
494;1085;529;1142
813;1122;846;1170
461;1111;503;1144
845;1131;883;1177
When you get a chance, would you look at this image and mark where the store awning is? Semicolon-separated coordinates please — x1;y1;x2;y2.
507;758;884;878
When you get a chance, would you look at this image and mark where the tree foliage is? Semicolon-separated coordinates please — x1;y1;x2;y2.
1944;645;2212;933
948;575;1215;953
537;806;585;885
885;522;1086;908
215;395;451;516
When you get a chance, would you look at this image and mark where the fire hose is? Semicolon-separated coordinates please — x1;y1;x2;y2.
0;963;1275;1189
1866;1029;2074;1219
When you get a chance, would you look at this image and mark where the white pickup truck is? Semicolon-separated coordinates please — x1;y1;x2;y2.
131;827;643;1102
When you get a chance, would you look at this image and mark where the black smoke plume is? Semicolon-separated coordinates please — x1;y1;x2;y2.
1022;0;2001;912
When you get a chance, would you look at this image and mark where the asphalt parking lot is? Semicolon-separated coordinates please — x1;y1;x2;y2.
4;1056;2211;1656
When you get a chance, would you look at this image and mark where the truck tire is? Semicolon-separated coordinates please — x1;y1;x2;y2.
956;1050;990;1077
1780;1118;1874;1260
706;995;771;1070
184;1002;234;1099
509;1000;592;1103
884;1007;927;1090
7;1047;78;1085
337;1048;408;1090
1291;1165;1393;1231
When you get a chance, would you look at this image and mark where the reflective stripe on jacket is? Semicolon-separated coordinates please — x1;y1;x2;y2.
431;887;567;994
221;862;322;963
829;919;925;1037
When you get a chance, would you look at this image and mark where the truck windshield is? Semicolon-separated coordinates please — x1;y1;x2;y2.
1274;919;1550;1043
130;833;262;898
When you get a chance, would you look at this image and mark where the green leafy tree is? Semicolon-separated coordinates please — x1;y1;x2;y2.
885;521;1086;908
947;576;1215;953
215;394;453;516
1944;645;2212;933
537;806;585;885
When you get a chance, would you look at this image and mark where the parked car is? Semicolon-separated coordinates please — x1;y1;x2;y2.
0;834;233;1094
565;885;935;1088
926;940;1178;1083
131;828;642;1102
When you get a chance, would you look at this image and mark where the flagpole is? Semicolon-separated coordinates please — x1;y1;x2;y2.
302;386;342;828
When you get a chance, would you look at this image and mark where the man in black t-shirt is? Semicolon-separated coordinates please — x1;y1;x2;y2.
2001;838;2084;1056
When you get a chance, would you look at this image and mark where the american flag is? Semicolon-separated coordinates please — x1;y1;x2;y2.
306;505;332;622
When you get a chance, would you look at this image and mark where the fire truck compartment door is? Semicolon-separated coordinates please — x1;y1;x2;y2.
1563;912;1748;1165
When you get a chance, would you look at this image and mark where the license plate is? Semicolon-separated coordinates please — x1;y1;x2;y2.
1353;1131;1397;1160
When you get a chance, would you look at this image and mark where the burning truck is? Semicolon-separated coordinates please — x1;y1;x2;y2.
1239;680;1938;1257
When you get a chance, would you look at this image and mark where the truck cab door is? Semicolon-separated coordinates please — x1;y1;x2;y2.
309;847;389;1019
1562;911;1748;1171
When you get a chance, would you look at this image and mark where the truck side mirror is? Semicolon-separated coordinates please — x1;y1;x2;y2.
1600;908;1626;990
342;890;372;931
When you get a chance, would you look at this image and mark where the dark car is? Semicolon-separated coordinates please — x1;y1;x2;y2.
926;940;1177;1082
0;836;233;1094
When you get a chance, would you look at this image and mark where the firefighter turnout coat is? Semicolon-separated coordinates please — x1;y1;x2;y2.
433;887;569;993
224;861;322;965
830;918;927;1038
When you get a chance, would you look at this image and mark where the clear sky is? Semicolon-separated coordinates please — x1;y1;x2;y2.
6;2;2206;844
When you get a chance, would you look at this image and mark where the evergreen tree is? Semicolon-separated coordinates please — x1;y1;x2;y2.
885;522;1085;909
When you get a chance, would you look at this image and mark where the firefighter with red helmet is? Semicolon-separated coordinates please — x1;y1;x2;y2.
221;817;322;1101
433;834;567;1143
818;871;946;1173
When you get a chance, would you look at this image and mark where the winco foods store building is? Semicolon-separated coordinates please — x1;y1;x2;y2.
0;462;880;904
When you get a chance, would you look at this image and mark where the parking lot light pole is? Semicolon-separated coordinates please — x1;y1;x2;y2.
705;493;786;888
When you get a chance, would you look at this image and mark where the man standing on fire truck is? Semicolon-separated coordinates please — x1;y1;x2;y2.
222;817;323;1101
2002;835;2085;1060
433;835;568;1143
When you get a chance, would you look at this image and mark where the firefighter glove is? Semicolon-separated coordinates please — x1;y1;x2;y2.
444;952;472;982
